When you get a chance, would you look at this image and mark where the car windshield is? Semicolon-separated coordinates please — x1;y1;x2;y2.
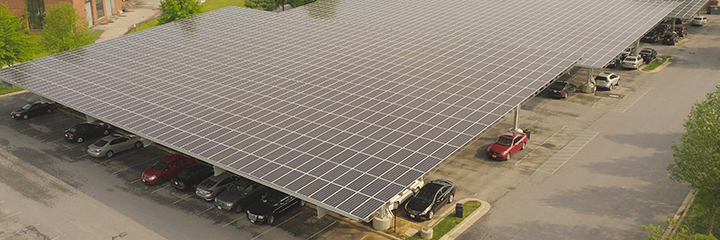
226;183;247;194
549;82;566;90
495;136;513;146
625;57;637;61
151;161;166;171
595;76;608;81
93;139;108;147
413;186;437;203
262;194;281;207
21;103;33;110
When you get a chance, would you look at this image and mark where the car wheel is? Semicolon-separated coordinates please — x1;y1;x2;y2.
616;80;620;86
427;210;434;220
106;151;114;158
234;204;243;213
448;194;455;203
77;137;84;143
22;114;28;120
103;130;110;135
299;200;306;207
608;84;613;90
157;177;165;184
521;142;526;150
505;153;511;161
268;215;275;225
47;108;53;113
135;142;143;149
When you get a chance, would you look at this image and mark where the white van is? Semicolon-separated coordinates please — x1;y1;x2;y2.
692;16;707;26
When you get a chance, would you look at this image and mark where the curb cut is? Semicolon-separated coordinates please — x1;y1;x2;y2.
438;198;491;240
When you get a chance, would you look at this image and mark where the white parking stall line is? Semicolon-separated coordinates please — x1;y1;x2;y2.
515;125;566;166
130;179;142;184
112;155;163;175
197;206;216;215
592;97;611;108
306;221;337;240
150;184;171;194
173;194;195;204
223;215;245;227
0;211;21;220
536;130;598;175
251;211;303;240
611;86;651;112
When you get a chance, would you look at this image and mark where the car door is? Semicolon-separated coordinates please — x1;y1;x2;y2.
87;124;101;138
168;159;184;175
511;135;523;154
29;103;41;116
114;137;130;152
276;196;293;214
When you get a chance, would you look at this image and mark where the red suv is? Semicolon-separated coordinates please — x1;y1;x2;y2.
674;26;688;37
142;154;197;185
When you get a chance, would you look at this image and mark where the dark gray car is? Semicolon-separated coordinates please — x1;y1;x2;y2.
214;178;267;213
195;172;239;201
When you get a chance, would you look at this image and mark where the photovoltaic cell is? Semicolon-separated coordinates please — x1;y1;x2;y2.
0;7;579;221
667;0;709;19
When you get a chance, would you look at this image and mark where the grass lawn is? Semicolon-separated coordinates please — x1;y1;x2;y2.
408;201;482;240
135;0;245;31
643;54;671;71
681;190;720;236
0;86;24;95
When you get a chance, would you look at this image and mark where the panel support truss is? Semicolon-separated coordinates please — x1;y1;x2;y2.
1;81;11;88
86;115;98;123
213;165;226;176
317;206;329;218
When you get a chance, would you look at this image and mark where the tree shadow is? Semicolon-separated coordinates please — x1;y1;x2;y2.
603;131;680;153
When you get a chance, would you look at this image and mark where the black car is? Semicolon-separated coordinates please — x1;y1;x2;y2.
639;48;657;63
64;122;113;143
170;164;214;191
405;179;456;220
547;81;577;99
214;178;267;213
11;102;57;120
641;32;663;43
246;190;304;225
662;32;678;45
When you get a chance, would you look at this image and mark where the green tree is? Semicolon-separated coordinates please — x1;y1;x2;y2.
245;0;279;11
668;84;720;235
41;3;94;54
157;0;202;25
0;3;36;67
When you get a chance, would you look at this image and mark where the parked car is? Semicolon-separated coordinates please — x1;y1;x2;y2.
674;26;688;37
662;18;685;24
87;134;144;158
11;102;57;120
487;131;529;161
662;32;679;45
639;48;657;61
548;81;577;99
404;179;456;220
621;55;644;69
141;154;197;185
170;164;214;191
594;72;621;90
64;122;113;143
619;46;636;60
214;178;267;213
246;190;304;225
691;16;707;26
641;32;663;43
195;172;239;201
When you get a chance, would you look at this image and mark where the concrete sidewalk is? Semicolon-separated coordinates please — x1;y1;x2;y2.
92;7;161;43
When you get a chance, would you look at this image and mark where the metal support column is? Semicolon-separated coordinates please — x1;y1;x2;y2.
317;206;329;218
513;105;520;132
581;68;595;93
634;40;640;55
86;115;97;123
213;165;226;176
1;81;11;88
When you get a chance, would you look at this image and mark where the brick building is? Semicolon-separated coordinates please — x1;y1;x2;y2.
3;0;123;30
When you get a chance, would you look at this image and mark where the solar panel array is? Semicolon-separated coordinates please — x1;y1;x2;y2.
283;0;681;69
0;7;580;220
667;0;708;19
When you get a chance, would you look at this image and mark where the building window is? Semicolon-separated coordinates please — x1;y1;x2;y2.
96;0;104;18
25;0;45;30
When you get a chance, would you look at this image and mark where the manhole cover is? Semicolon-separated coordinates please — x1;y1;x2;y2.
541;143;556;148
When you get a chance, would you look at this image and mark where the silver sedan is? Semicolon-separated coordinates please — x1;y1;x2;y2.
87;134;144;158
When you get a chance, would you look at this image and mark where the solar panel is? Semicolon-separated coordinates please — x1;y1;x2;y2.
667;0;709;19
0;7;578;220
282;0;680;69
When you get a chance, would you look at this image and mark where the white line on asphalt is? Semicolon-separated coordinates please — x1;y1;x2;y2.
592;97;610;107
0;201;4;204
611;86;651;112
515;125;566;166
112;155;162;175
150;184;171;194
251;211;303;240
536;130;598;174
130;179;142;184
223;215;246;227
0;211;21;220
173;194;195;204
306;221;336;240
197;206;215;215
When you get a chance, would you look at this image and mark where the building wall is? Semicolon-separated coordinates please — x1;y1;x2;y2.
5;0;122;30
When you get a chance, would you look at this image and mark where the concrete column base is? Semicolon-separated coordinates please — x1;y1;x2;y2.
372;215;392;230
581;83;596;93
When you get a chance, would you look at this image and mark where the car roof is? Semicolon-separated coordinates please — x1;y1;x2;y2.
160;154;189;163
597;72;615;77
206;172;235;181
640;48;654;52
100;134;125;141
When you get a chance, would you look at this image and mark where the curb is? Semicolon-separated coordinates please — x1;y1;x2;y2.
640;57;672;73
662;188;697;240
0;90;28;99
438;198;491;240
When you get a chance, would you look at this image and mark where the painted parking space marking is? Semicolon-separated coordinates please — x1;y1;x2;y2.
306;221;337;240
0;211;21;220
515;125;566;167
173;194;195;204
251;211;303;240
223;215;246;227
611;86;651;112
536;130;598;174
151;184;171;194
112;155;163;175
198;206;215;215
